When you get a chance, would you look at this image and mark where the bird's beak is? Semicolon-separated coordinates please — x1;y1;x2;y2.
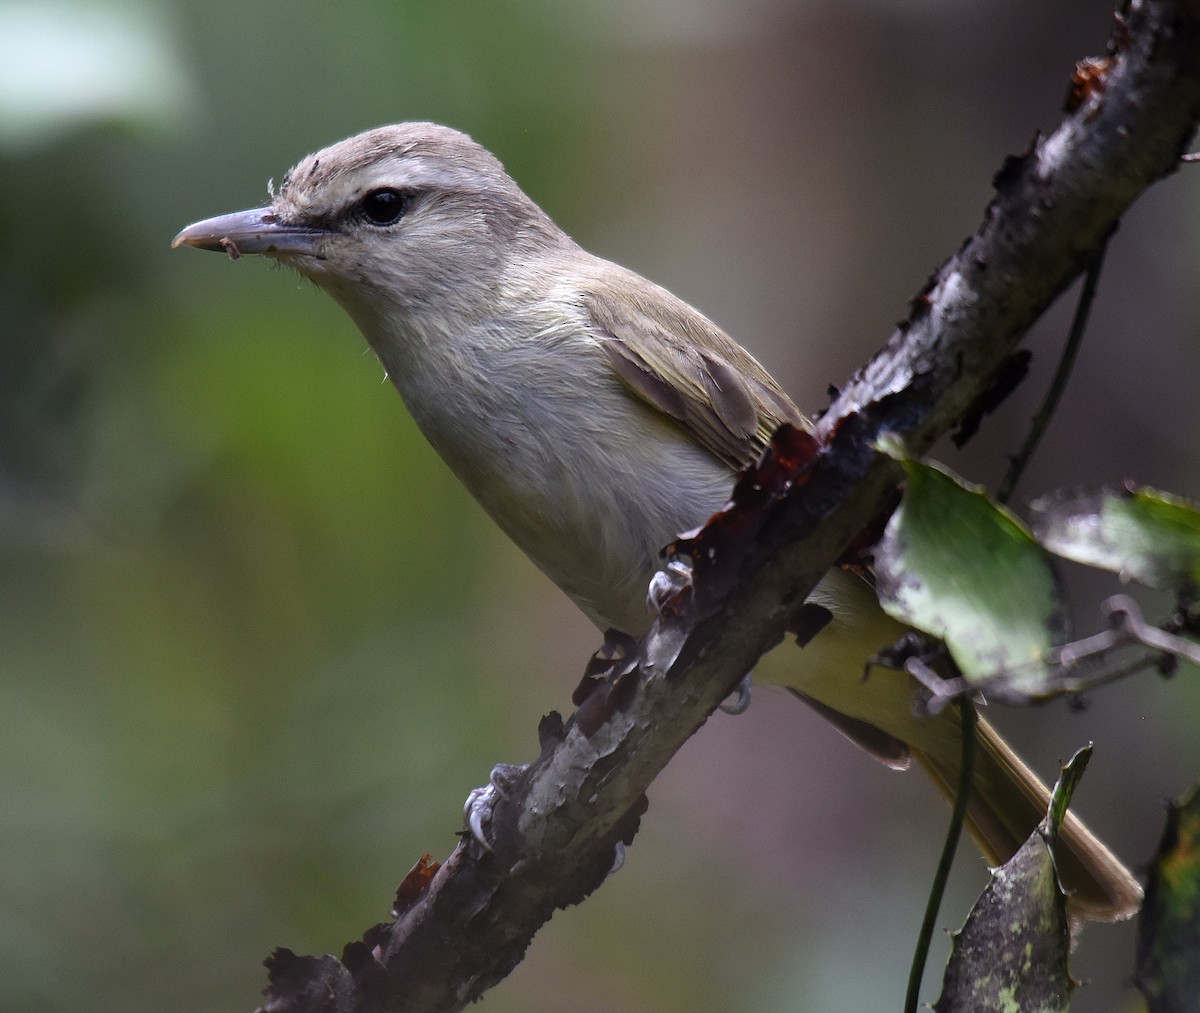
171;208;324;260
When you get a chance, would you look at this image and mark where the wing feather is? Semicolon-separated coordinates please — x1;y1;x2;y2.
583;273;807;470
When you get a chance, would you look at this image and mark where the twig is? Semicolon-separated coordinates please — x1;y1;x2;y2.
997;240;1109;504
905;699;977;1013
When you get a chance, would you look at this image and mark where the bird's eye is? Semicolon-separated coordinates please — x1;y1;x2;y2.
358;188;409;226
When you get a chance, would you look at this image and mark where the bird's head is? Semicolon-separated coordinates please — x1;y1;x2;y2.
173;122;566;334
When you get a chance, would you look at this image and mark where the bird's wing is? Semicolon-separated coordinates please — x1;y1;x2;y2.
583;271;808;471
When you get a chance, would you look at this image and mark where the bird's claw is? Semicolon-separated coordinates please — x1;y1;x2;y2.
647;558;694;616
719;672;753;715
463;762;527;851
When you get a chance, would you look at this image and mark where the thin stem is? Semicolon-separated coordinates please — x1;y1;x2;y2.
997;240;1109;504
904;698;977;1013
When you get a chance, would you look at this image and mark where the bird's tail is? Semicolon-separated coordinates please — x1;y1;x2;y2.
912;713;1142;922
765;566;1142;923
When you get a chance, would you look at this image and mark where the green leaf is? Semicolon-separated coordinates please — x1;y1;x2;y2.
1030;485;1200;592
1042;745;1091;840
1135;779;1200;1012
932;749;1088;1013
874;443;1069;699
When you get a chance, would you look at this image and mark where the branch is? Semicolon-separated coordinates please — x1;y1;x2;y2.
257;3;1200;1011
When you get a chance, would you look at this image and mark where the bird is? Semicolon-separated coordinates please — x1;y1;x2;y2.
173;121;1141;922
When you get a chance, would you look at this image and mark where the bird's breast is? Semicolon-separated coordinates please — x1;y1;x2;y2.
375;315;735;634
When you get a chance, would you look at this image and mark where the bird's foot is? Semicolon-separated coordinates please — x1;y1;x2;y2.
646;557;694;617
719;672;753;714
463;762;527;852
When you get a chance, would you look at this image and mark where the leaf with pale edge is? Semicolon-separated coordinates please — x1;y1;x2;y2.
1135;779;1200;1012
874;441;1069;699
1030;485;1200;592
933;747;1089;1013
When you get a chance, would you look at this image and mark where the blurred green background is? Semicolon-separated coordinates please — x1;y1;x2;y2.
2;2;1198;1011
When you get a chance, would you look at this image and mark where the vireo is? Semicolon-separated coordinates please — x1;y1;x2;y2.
173;122;1140;921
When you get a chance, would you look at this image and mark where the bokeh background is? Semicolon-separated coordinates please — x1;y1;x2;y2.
3;1;1198;1011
